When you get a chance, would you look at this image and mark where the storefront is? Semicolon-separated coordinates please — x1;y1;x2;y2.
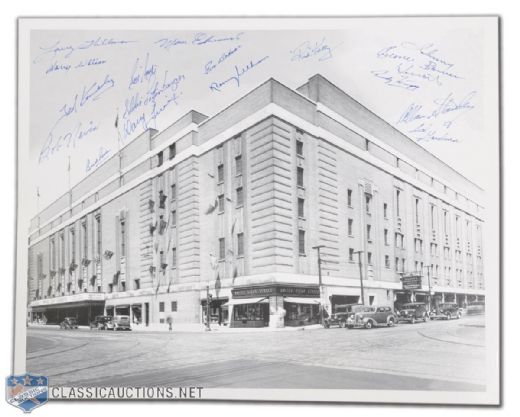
201;297;229;325
228;284;321;328
29;293;105;325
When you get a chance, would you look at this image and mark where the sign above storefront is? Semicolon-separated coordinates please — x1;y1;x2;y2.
232;285;320;299
401;274;422;290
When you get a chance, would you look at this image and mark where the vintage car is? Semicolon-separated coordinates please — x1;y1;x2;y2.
466;301;485;315
59;317;78;329
430;303;461;320
109;315;132;331
89;315;113;330
396;303;428;323
324;304;358;328
346;305;397;329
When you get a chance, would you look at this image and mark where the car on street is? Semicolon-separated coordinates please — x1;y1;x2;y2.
466;301;485;315
396;303;428;324
324;304;358;328
430;303;461;320
89;315;113;330
59;317;78;329
110;315;132;331
346;305;397;329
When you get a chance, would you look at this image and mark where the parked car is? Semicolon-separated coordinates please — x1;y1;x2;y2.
346;305;397;329
110;315;132;331
466;301;485;315
430;303;461;320
59;317;78;329
396;303;428;324
324;304;358;328
89;315;113;330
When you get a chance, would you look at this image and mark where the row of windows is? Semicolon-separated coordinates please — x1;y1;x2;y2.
218;233;245;260
159;301;178;312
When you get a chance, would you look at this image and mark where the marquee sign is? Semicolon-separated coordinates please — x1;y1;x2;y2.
232;285;320;299
401;274;422;290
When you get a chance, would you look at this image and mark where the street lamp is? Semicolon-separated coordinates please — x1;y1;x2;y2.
353;250;365;305
312;245;325;327
422;265;433;313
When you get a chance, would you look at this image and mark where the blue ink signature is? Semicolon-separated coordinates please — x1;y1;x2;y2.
397;91;476;125
204;45;242;74
373;42;462;90
209;56;269;92
39;121;99;163
128;53;158;90
33;38;137;64
44;57;107;75
154;38;188;51
192;32;244;46
290;38;340;62
86;147;111;173
410;124;459;143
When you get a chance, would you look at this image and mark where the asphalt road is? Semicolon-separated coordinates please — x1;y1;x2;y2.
26;315;486;391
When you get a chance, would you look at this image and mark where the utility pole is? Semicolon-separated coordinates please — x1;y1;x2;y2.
205;285;211;332
312;245;325;327
354;250;365;305
424;265;432;313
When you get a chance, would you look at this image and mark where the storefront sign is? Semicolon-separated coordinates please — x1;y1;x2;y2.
232;285;320;299
401;275;422;290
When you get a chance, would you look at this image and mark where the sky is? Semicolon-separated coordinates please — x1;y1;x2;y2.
26;17;498;220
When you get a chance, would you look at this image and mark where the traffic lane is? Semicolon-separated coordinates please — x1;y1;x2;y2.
27;316;486;388
72;358;484;391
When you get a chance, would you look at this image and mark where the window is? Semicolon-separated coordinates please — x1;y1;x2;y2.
367;252;372;265
95;214;101;258
171;183;176;200
171;210;177;227
159;302;165;313
172;247;177;268
396;189;401;217
159;250;165;266
395;257;399;271
157;151;163;167
236;187;244;207
347;189;353;207
60;233;65;268
365;194;372;214
298;198;305;218
217;163;224;183
384;229;389;245
235;155;242;176
415;238;422;254
120;219;126;257
159;190;166;209
348;218;353;236
383;203;388;218
401;258;406;272
349;248;355;262
415;197;420;224
108;283;113;293
298;230;305;255
70;228;76;262
366;224;372;242
297;167;304;187
121;281;126;292
171;301;178;312
296;140;303;156
237;233;244;256
82;220;88;259
134;279;140;290
50;238;56;271
219;238;226;260
430;204;435;230
443;210;448;234
169;143;176;160
218;194;225;213
385;255;390;268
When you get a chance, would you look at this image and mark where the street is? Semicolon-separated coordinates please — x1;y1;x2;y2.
26;315;486;391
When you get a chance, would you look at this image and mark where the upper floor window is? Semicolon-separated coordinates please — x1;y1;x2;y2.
296;140;304;156
383;203;388;218
169;143;176;160
366;224;372;242
347;189;353;207
219;238;226;260
365;194;372;214
237;233;244;256
157;151;163;167
396;189;401;217
236;187;244;207
348;218;353;236
217;163;224;183
218;194;225;213
172;247;177;268
298;229;305;255
297;167;304;187
171;183;176;201
120;219;126;257
298;198;305;218
235;155;242;176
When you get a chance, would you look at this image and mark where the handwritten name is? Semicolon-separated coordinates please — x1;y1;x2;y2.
86;147;111;173
209;56;269;92
204;45;242;74
290;38;339;62
40;121;99;163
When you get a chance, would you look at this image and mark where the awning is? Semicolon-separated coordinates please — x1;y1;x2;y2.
284;297;321;304
223;297;268;306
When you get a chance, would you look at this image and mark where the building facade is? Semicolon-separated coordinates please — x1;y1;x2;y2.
27;74;485;328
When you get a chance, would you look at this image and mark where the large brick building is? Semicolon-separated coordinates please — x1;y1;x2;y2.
27;74;485;328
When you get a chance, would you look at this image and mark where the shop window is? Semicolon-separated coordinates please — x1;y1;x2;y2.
159;302;165;313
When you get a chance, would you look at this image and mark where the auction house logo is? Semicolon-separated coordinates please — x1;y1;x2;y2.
6;374;48;413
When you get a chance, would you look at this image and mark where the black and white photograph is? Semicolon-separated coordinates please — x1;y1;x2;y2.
11;15;500;406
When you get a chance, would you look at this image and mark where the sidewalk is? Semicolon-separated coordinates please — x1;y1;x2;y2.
27;322;324;333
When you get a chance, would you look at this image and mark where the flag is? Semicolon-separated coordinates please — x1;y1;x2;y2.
209;253;218;270
204;198;219;215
